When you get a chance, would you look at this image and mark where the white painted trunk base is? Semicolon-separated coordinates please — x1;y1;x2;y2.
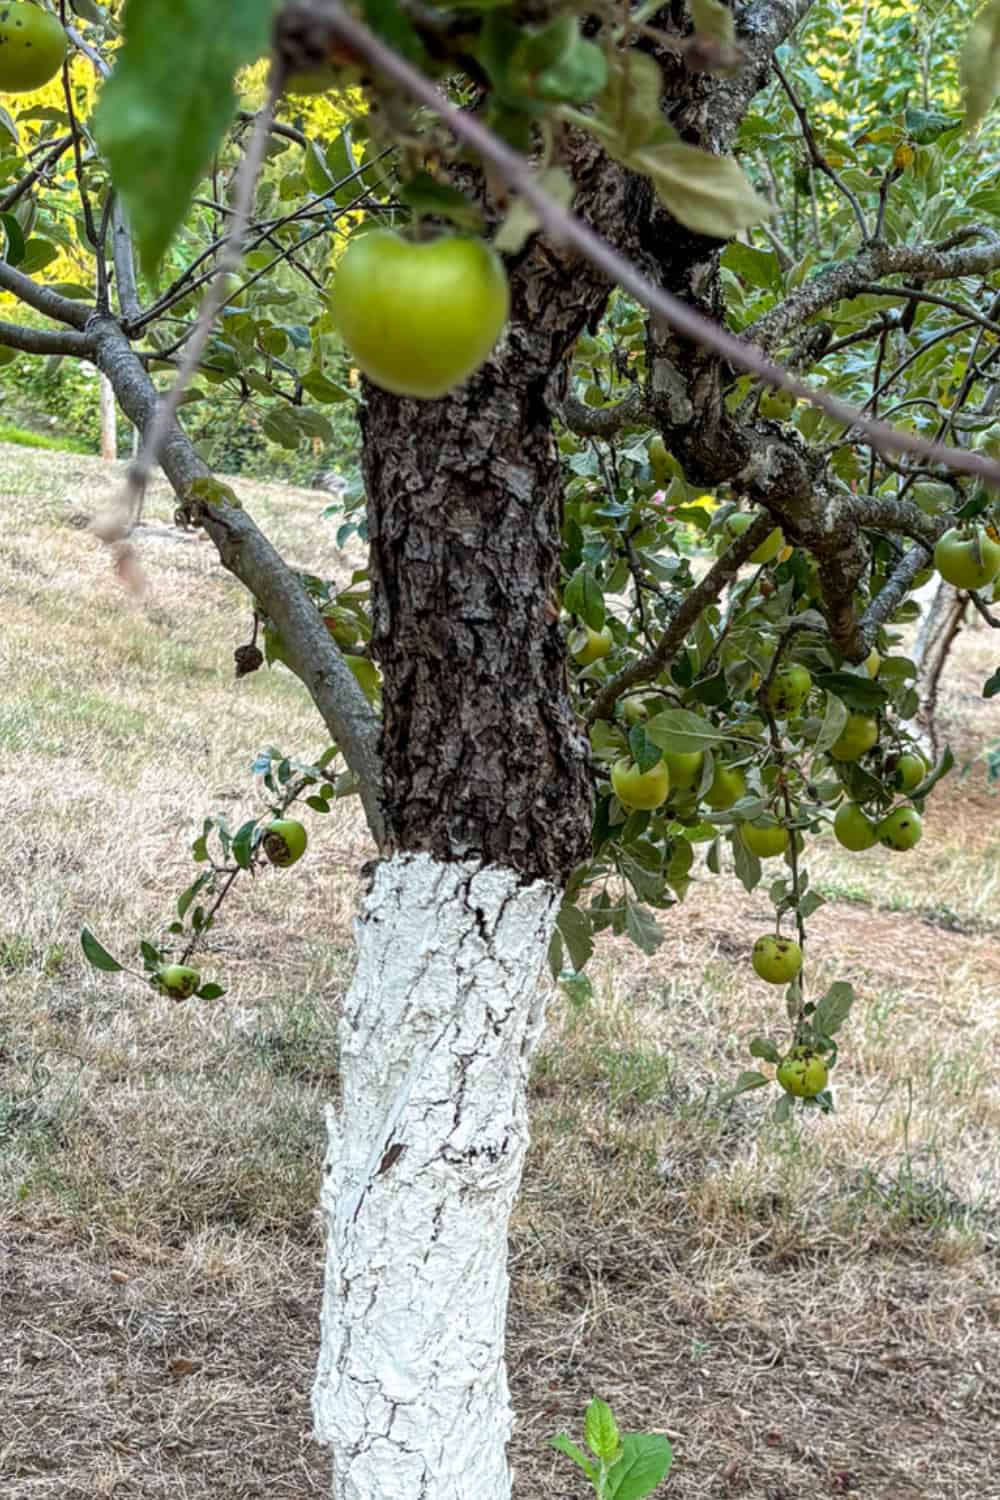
312;853;560;1500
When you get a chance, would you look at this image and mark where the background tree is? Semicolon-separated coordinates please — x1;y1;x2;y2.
3;1;1000;1498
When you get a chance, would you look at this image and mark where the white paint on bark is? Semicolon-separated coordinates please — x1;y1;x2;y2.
312;852;560;1500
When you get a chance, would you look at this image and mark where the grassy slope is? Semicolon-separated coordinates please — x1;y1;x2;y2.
1;442;998;1500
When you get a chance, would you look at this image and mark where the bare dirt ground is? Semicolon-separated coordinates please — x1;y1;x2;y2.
1;443;998;1500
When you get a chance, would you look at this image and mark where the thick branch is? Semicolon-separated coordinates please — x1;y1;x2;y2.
562;388;648;437
0;261;91;329
0;320;94;356
747;229;1000;352
87;315;385;844
587;513;775;723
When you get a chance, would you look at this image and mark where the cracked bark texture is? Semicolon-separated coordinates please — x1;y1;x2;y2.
312;854;559;1500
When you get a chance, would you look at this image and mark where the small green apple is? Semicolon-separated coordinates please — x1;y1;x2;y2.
891;752;927;793
876;805;922;851
833;802;878;851
572;625;613;666
740;821;789;858
155;964;200;1000
776;1046;828;1098
704;764;746;810
263;819;308;868
663;749;704;791
766;664;812;717
611;756;671;811
830;713;879;762
752;935;802;985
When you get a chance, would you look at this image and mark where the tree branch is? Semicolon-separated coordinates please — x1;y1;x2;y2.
88;315;386;845
587;513;776;723
0;320;94;356
0;261;91;328
562;387;649;437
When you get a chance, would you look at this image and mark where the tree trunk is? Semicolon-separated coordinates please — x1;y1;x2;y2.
312;854;559;1500
99;370;118;461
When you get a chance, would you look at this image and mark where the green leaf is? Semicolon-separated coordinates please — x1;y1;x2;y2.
93;0;274;272
564;564;605;630
231;820;258;871
494;166;574;254
196;982;226;1000
813;981;855;1039
80;927;124;973
731;834;761;894
983;667;1000;699
549;1434;597;1483
911;745;954;799
814;671;889;713
1;211;26;267
961;0;1000;132
750;1036;781;1064
773;1091;792;1122
584;1398;621;1462
301;369;353;404
595;51;665;154
557;903;594;971
645;708;723;755
536;38;608;104
605;1432;673;1500
903;106;958;143
624;898;663;954
628;724;662;775
814;690;849;754
630;142;771;239
177;871;210;919
19;239;57;275
547;925;564;979
70;0;106;20
399;171;483;231
727;1069;770;1096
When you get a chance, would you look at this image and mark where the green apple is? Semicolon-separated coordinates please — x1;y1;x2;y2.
830;713;879;762
155;964;200;1000
0;4;67;92
891;752;927;793
776;1046;828;1098
766;664;812;717
833;802;878;851
704;764;746;809
933;526;1000;590
572;625;613;665
876;805;922;851
663;749;704;791
611;756;670;811
263;818;308;868
752;935;803;984
621;695;649;725
740;821;789;858
330;229;510;399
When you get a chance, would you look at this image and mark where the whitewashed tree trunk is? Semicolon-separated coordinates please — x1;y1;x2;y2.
312;853;560;1500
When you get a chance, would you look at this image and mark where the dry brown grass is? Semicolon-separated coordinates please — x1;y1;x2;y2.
2;442;999;1500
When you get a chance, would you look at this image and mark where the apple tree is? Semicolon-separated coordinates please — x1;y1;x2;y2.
3;1;1000;1497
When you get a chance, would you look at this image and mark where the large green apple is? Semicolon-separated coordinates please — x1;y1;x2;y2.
703;763;746;810
571;625;612;665
330;229;510;400
740;820;789;858
663;749;704;791
0;4;67;92
877;805;922;851
766;664;812;717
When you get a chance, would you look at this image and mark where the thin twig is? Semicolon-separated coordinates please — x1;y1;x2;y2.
771;55;869;242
